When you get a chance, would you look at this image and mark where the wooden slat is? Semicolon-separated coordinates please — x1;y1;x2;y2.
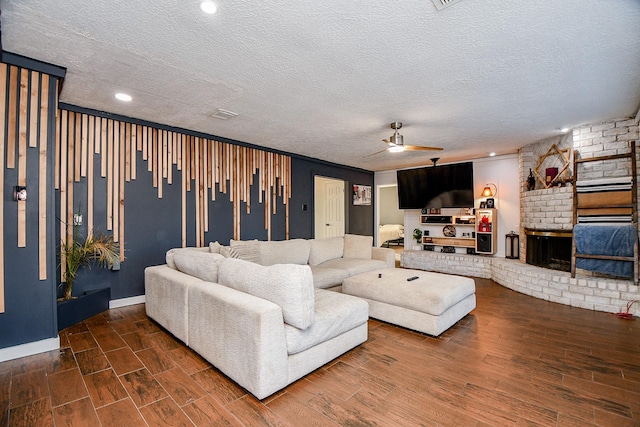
142;125;148;161
195;138;201;245
59;110;68;280
181;133;187;247
74;111;81;182
162;129;168;179
6;66;18;169
167;131;173;184
94;115;100;154
38;75;50;280
203;139;208;233
125;122;131;182
80;114;88;177
106;119;113;230
577;207;632;217
28;71;39;148
113;121;122;241
131;125;137;180
66;112;75;246
17;68;29;247
101;118;107;177
119;121;125;259
87;115;94;236
576;191;632;208
0;64;6;311
157;128;163;198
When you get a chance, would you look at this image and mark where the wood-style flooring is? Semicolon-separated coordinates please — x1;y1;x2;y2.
1;277;639;426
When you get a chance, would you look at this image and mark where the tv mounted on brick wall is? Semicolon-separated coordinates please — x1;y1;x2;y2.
397;162;474;209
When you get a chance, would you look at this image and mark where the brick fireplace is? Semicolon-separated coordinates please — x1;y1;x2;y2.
524;229;572;272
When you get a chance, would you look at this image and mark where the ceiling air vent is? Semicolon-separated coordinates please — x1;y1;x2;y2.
211;108;238;120
431;0;464;11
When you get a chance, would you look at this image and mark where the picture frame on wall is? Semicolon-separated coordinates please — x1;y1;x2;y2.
352;184;372;205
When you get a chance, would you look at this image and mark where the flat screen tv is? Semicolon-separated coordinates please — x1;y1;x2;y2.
397;162;474;209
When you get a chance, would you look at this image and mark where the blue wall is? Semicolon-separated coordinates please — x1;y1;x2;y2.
0;56;374;350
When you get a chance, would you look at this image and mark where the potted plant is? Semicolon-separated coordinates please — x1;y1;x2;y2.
412;228;423;250
59;227;119;301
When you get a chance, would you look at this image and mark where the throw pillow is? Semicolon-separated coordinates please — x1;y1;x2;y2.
308;237;344;266
343;234;373;259
165;247;210;269
229;239;260;263
259;239;311;266
173;251;226;283
218;258;315;330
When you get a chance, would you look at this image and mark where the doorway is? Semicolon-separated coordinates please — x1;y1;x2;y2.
314;176;346;238
376;184;404;250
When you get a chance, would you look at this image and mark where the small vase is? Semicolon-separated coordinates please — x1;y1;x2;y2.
526;168;536;191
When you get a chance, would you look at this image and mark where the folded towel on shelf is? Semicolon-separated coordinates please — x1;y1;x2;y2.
576;177;633;193
578;216;633;223
573;224;636;278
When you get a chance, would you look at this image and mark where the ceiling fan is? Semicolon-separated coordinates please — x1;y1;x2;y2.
366;122;443;157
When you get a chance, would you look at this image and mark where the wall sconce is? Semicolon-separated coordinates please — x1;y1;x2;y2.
480;183;497;208
505;232;520;259
13;186;27;201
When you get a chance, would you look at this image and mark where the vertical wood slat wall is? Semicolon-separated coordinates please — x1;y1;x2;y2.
0;63;57;313
56;109;292;279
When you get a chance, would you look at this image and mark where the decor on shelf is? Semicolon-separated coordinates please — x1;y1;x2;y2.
480;183;497;208
505;232;520;259
526;168;536;190
533;143;571;188
59;226;119;301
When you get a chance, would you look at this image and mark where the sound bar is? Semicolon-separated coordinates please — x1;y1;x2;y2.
423;215;452;224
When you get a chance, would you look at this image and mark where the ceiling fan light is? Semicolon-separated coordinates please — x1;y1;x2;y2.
389;146;405;153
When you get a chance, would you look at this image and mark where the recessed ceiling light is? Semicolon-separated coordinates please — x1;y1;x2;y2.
200;1;218;14
115;93;132;102
489;152;496;157
560;127;570;133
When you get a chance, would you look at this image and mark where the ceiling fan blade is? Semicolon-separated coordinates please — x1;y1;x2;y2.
403;145;444;151
382;139;395;147
363;148;391;158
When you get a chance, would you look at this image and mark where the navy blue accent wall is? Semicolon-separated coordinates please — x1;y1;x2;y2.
289;158;374;238
0;65;374;352
0;57;62;349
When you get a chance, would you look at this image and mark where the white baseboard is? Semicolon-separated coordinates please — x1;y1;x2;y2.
0;336;60;363
109;294;145;309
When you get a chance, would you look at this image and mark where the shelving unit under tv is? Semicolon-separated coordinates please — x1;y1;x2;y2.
419;208;497;254
419;210;476;253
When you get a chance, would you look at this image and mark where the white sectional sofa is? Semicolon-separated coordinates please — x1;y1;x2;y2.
145;235;394;399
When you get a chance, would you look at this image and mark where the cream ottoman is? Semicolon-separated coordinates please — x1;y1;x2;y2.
342;268;476;336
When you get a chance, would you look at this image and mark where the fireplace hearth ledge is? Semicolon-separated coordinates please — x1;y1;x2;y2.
401;250;639;317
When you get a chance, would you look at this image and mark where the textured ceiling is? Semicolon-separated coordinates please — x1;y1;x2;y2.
2;0;640;171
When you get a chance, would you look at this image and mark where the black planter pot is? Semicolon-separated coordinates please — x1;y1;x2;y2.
57;287;111;331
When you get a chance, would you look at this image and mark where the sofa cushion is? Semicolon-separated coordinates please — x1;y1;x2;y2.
308;237;344;266
343;234;373;260
309;266;350;289
316;258;388;277
229;239;260;263
173;251;226;283
284;289;368;355
166;247;210;270
218;258;315;330
259;239;311;266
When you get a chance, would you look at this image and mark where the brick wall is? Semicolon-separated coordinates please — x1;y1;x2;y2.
403;116;640;317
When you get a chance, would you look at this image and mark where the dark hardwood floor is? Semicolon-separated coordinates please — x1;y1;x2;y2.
1;277;639;426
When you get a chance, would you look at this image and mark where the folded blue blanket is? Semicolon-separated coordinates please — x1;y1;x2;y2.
574;224;636;278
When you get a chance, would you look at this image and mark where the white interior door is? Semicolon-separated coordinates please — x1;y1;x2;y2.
314;176;346;238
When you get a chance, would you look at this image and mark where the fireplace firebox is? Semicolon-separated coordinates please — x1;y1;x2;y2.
525;230;572;272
